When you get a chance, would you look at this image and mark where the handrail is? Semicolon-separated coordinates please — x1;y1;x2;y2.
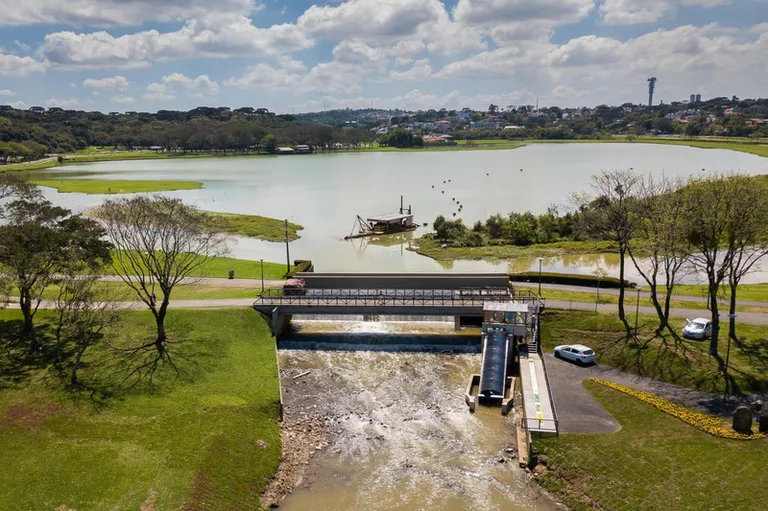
534;314;560;435
253;287;542;310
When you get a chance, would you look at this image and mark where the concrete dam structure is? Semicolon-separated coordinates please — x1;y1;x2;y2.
253;272;559;437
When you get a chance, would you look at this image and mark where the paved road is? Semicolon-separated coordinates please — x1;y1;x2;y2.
544;353;765;434
514;281;768;307
544;298;768;325
96;276;285;288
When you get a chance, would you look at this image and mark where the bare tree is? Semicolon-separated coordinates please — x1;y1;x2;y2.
683;174;738;357
724;175;768;342
579;170;641;335
627;175;692;338
95;196;228;355
0;174;39;205
52;273;122;384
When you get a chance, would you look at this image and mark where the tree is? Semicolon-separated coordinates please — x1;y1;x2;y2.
723;176;768;343
682;175;738;357
580;170;641;335
262;134;278;154
96;196;228;355
0;198;111;346
627;175;691;337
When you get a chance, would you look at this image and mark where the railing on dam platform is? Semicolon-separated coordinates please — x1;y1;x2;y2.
253;287;544;310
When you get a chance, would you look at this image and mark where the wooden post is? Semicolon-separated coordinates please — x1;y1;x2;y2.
285;219;291;275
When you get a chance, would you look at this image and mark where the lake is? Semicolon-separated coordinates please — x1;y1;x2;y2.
35;143;768;283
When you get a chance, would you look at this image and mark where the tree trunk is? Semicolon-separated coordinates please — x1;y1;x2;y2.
617;246;631;334
71;344;86;385
708;278;720;356
728;281;738;344
20;289;36;346
155;299;169;353
648;288;667;336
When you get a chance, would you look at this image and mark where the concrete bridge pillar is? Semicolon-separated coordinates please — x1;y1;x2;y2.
271;308;292;340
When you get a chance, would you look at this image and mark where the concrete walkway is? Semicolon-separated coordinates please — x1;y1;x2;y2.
544;353;764;425
544;298;768;325
96;276;285;288
515;281;768;307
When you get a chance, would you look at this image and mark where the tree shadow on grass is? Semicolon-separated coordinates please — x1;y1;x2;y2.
0;319;61;390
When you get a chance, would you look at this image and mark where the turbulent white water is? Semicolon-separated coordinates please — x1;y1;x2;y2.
277;320;558;511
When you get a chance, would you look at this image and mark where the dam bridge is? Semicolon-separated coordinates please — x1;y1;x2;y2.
253;272;559;436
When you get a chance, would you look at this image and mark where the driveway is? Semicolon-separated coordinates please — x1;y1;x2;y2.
543;353;762;432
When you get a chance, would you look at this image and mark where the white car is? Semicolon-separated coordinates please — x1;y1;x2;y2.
554;344;597;365
683;318;712;340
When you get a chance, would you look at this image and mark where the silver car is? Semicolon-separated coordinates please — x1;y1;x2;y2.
554;344;597;365
683;318;712;340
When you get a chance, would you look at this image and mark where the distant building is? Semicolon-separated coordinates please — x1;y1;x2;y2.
695;94;702;103
690;94;696;104
276;147;295;154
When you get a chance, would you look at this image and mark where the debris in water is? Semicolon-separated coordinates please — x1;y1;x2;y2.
293;370;312;380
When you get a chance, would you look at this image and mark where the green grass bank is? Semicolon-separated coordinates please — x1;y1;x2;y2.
410;238;619;261
207;212;303;242
32;179;204;194
0;308;281;510
534;380;768;511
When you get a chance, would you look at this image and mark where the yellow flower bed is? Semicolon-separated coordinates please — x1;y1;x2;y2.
589;377;767;441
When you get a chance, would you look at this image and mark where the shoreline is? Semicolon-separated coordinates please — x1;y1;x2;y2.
3;137;767;173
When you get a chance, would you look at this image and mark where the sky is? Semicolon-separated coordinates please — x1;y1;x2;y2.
0;0;767;113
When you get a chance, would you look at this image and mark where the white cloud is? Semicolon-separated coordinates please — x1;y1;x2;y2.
332;41;387;66
143;73;219;100
143;83;175;101
275;55;306;72
0;52;46;77
45;98;80;108
390;59;432;80
547;36;625;67
600;0;733;25
0;89;15;96
297;0;444;41
223;63;301;91
83;75;129;91
388;40;425;57
0;0;258;26
39;15;314;68
394;57;414;66
425;9;487;54
111;96;136;104
9;101;27;109
552;85;590;99
14;40;30;51
454;0;594;25
297;89;533;112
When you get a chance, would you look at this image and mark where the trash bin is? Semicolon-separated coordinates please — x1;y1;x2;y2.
228;270;235;280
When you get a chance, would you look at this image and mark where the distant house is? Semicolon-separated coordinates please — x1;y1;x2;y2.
276;147;295;154
295;145;312;154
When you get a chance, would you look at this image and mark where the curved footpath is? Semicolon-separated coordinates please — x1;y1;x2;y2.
545;353;766;434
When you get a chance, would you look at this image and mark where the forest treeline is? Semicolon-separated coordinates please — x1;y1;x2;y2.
0;106;375;161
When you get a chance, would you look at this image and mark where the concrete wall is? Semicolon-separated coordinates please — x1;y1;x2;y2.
296;272;510;290
271;309;292;340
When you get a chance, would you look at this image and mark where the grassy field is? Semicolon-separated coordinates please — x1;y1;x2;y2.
38;281;264;301
534;380;768;511
207;212;303;242
674;283;768;303
540;288;768;313
32;179;204;194
540;310;768;393
0;308;281;510
102;252;292;281
411;238;618;261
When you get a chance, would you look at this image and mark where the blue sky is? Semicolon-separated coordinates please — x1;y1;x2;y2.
0;0;766;113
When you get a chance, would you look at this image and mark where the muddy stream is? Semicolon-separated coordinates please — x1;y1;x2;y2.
272;318;560;511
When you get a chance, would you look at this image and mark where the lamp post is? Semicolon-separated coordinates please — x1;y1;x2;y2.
537;257;543;296
725;313;735;395
260;258;264;292
634;286;642;334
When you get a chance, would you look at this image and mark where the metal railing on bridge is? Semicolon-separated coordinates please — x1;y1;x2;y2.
253;287;538;309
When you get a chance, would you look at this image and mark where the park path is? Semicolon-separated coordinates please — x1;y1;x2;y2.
513;281;768;307
544;299;768;325
544;353;766;427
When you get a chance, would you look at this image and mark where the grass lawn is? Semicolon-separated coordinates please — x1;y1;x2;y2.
39;282;264;301
31;179;204;194
411;237;618;261
675;283;768;303
103;251;292;281
533;380;768;511
0;308;281;510
540;288;768;313
207;212;303;242
540;310;768;393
